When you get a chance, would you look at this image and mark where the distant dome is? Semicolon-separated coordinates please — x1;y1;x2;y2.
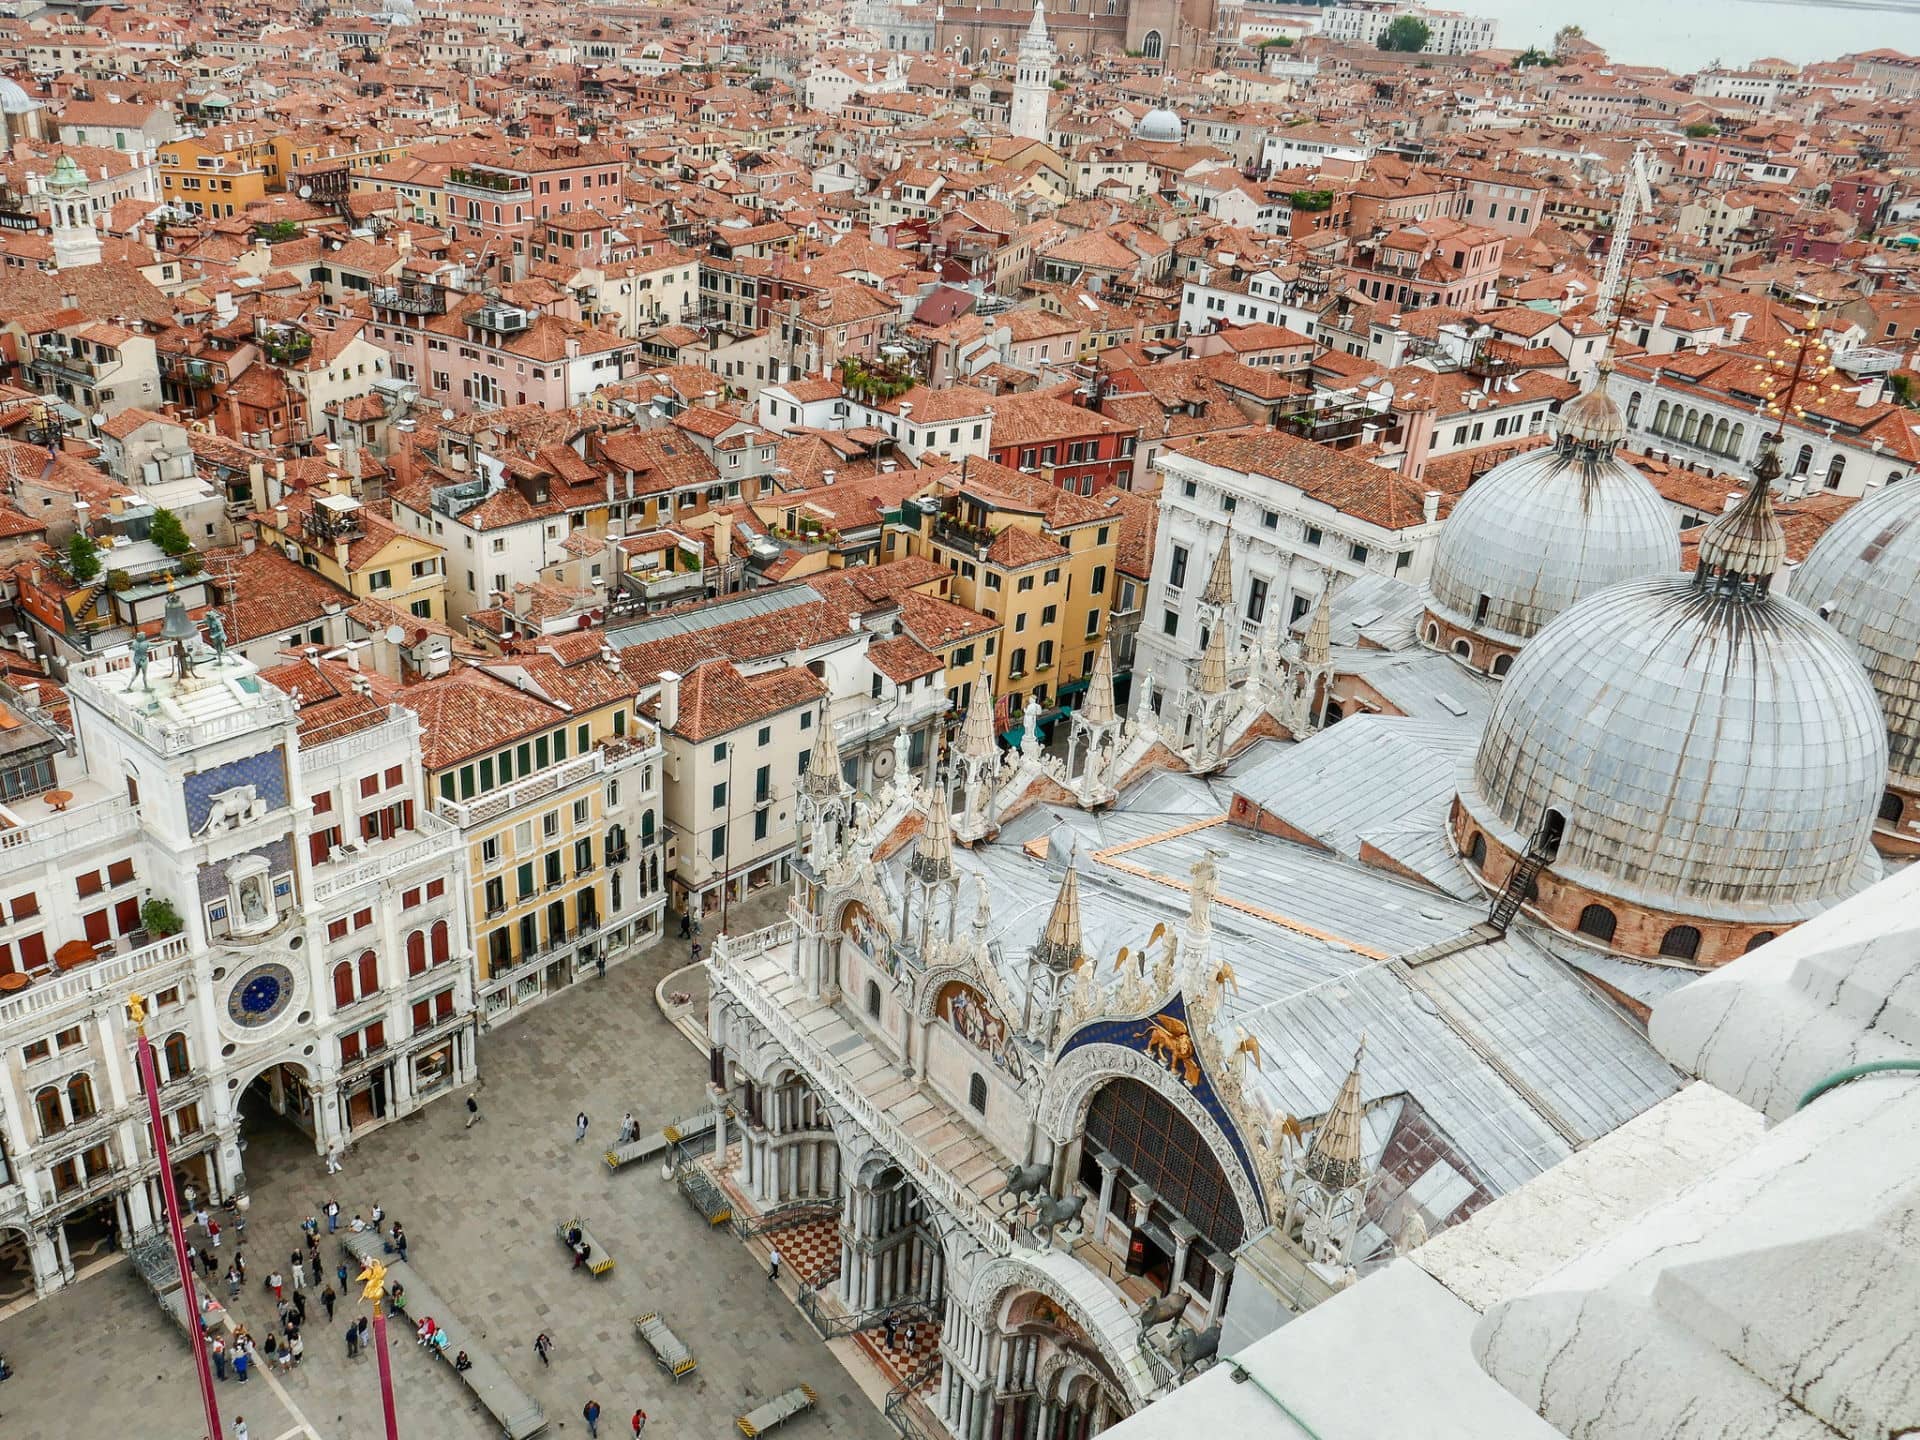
1791;478;1920;843
0;77;41;116
1423;380;1678;670
1455;478;1885;962
1133;107;1183;142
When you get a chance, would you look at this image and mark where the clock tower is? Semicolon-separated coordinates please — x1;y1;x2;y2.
1010;0;1056;144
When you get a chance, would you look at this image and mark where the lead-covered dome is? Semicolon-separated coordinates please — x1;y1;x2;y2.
1790;478;1920;846
0;78;40;115
1454;466;1885;964
1133;108;1183;142
1423;377;1678;672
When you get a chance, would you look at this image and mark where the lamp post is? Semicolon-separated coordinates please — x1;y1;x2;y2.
356;1258;402;1440
127;993;223;1440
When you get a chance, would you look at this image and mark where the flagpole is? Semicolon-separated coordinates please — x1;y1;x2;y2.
356;1257;402;1440
128;993;224;1440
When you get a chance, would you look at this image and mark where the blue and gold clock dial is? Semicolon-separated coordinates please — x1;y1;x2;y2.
228;962;295;1027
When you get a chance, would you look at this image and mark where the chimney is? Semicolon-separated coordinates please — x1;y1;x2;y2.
1859;377;1885;408
274;503;289;529
1729;311;1751;341
821;468;836;485
241;533;257;555
657;669;681;731
1653;301;1669;329
714;512;732;560
1422;489;1440;523
1723;490;1745;513
324;442;343;473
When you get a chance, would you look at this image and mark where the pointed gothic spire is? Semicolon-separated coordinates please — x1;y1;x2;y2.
801;703;844;802
960;674;998;762
1301;580;1333;669
911;767;955;885
1032;853;1085;973
1081;635;1116;728
1024;0;1049;44
1304;1037;1369;1190
1198;612;1231;695
1201;527;1235;609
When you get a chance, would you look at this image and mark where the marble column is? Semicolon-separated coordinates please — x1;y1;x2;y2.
1092;1160;1117;1244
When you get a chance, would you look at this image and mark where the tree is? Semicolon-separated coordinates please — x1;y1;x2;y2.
1684;121;1717;138
1378;16;1430;52
1552;24;1584;59
66;532;100;582
149;506;192;558
1514;46;1553;68
140;898;184;938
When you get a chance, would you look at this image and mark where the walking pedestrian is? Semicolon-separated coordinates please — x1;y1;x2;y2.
321;1285;336;1322
291;1254;305;1289
767;1246;781;1284
293;1291;308;1325
678;911;690;939
325;1142;343;1175
464;1092;480;1129
195;1205;209;1232
336;1263;349;1292
227;1266;241;1300
371;1202;385;1232
622;1112;637;1143
200;1247;216;1277
289;1332;304;1367
269;1270;284;1301
209;1218;222;1248
234;1251;246;1282
595;952;606;978
905;1322;917;1353
346;1323;359;1360
234;1416;248;1440
211;1336;228;1381
883;1314;898;1349
325;1199;340;1233
357;1316;370;1351
632;1407;648;1436
534;1332;553;1367
583;1399;602;1438
233;1347;251;1384
394;1225;409;1262
575;1112;590;1143
307;1237;321;1277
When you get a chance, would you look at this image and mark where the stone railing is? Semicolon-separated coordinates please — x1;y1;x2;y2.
0;933;192;1023
709;924;1012;1260
310;811;460;902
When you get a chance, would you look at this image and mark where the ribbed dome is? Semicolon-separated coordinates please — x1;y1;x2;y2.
1791;479;1920;787
1458;575;1886;922
1425;411;1679;650
0;78;40;115
1133;108;1183;142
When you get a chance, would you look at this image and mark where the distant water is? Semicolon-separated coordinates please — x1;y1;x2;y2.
1468;0;1920;73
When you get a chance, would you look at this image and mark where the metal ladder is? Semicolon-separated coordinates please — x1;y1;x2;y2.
1488;813;1561;932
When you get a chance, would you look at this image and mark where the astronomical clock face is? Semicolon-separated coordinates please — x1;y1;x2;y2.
227;961;295;1029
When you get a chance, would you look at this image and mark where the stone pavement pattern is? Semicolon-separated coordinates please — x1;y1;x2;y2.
0;902;892;1440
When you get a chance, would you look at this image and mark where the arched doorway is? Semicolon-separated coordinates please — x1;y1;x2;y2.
0;1225;35;1308
230;1059;327;1195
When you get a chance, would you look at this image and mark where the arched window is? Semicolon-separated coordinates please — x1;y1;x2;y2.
968;1072;988;1113
357;950;379;996
35;1085;64;1136
163;1032;190;1081
640;809;656;841
1658;925;1701;961
865;980;881;1018
1423;620;1439;645
431;921;450;966
333;961;355;1008
1793;444;1813;476
1466;831;1487;868
406;929;428;976
1142;28;1163;58
605;824;627;866
1009;647;1026;676
1744;931;1777;954
67;1072;96;1122
1711;418;1731;453
1727;422;1744;457
1576;903;1616;942
959;45;971;64
1826;455;1846;490
1652;399;1670;434
1491;653;1513;677
1880;791;1905;824
1681;410;1701;445
1624;392;1641;427
1451;638;1472;660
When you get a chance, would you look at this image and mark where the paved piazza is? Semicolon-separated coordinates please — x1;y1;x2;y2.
0;900;891;1440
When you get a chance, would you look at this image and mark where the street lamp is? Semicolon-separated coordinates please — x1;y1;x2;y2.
127;993;223;1440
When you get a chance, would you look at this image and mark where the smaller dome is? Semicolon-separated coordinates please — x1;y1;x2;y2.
1555;376;1626;448
1133;108;1183;142
0;77;41;115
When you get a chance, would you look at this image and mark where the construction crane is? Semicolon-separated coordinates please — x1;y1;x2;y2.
1593;141;1654;335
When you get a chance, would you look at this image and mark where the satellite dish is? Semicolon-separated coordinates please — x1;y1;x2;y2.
384;623;406;645
90;412;108;430
298;184;313;199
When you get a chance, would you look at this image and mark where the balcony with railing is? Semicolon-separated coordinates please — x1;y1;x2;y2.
0;932;192;1022
31;342;104;383
371;281;448;316
310;810;461;903
434;750;604;828
930;513;994;561
448;167;531;193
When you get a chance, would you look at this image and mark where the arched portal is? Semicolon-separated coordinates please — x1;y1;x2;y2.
0;1225;32;1308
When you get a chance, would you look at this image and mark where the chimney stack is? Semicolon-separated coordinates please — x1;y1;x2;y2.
1423;489;1441;523
657;670;681;731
